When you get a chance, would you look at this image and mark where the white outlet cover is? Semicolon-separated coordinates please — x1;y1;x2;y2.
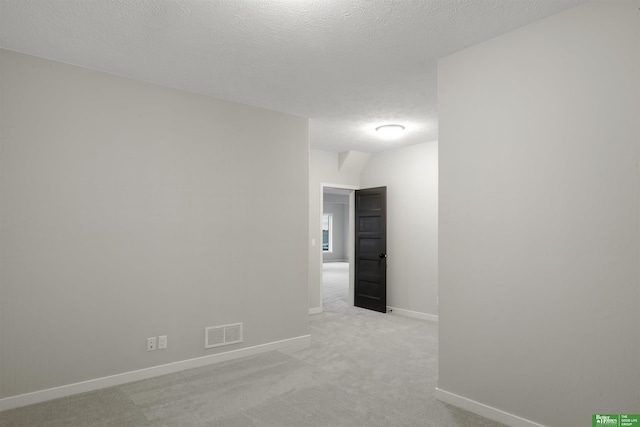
158;335;167;349
147;337;156;351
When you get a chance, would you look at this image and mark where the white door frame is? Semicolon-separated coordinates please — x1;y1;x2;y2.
319;183;359;312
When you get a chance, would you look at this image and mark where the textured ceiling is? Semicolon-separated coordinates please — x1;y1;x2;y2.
0;0;586;153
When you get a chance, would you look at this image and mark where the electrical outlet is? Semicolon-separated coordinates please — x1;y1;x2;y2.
147;337;156;351
158;335;167;349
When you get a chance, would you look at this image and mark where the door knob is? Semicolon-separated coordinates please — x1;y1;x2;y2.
379;253;387;258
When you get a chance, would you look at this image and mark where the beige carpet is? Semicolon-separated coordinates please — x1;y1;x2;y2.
321;261;350;313
0;262;505;426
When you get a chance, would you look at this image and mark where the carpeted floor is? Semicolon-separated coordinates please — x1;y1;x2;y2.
0;262;506;426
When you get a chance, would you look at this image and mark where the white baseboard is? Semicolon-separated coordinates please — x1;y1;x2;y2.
387;306;438;323
0;335;311;413
434;388;546;427
308;307;322;315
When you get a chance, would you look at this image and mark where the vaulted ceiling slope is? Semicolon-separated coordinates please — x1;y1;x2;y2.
0;0;586;153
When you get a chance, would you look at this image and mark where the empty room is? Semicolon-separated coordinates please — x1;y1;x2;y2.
1;1;638;426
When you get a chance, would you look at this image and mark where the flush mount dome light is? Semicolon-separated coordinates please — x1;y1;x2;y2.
375;124;405;138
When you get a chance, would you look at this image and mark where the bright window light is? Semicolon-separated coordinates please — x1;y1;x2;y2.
322;213;332;252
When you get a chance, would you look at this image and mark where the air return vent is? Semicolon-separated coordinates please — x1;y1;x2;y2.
205;323;243;349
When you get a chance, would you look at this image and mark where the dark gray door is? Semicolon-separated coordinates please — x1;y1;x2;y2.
354;186;387;313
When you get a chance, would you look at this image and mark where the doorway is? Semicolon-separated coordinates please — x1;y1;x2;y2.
320;184;388;314
321;185;356;312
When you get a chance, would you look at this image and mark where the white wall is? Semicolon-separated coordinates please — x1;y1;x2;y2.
0;50;309;399
308;149;360;311
360;142;438;317
437;2;640;426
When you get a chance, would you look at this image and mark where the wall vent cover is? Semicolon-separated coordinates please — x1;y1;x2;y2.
205;323;243;349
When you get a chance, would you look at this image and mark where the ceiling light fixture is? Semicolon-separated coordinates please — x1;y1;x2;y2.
375;124;405;138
